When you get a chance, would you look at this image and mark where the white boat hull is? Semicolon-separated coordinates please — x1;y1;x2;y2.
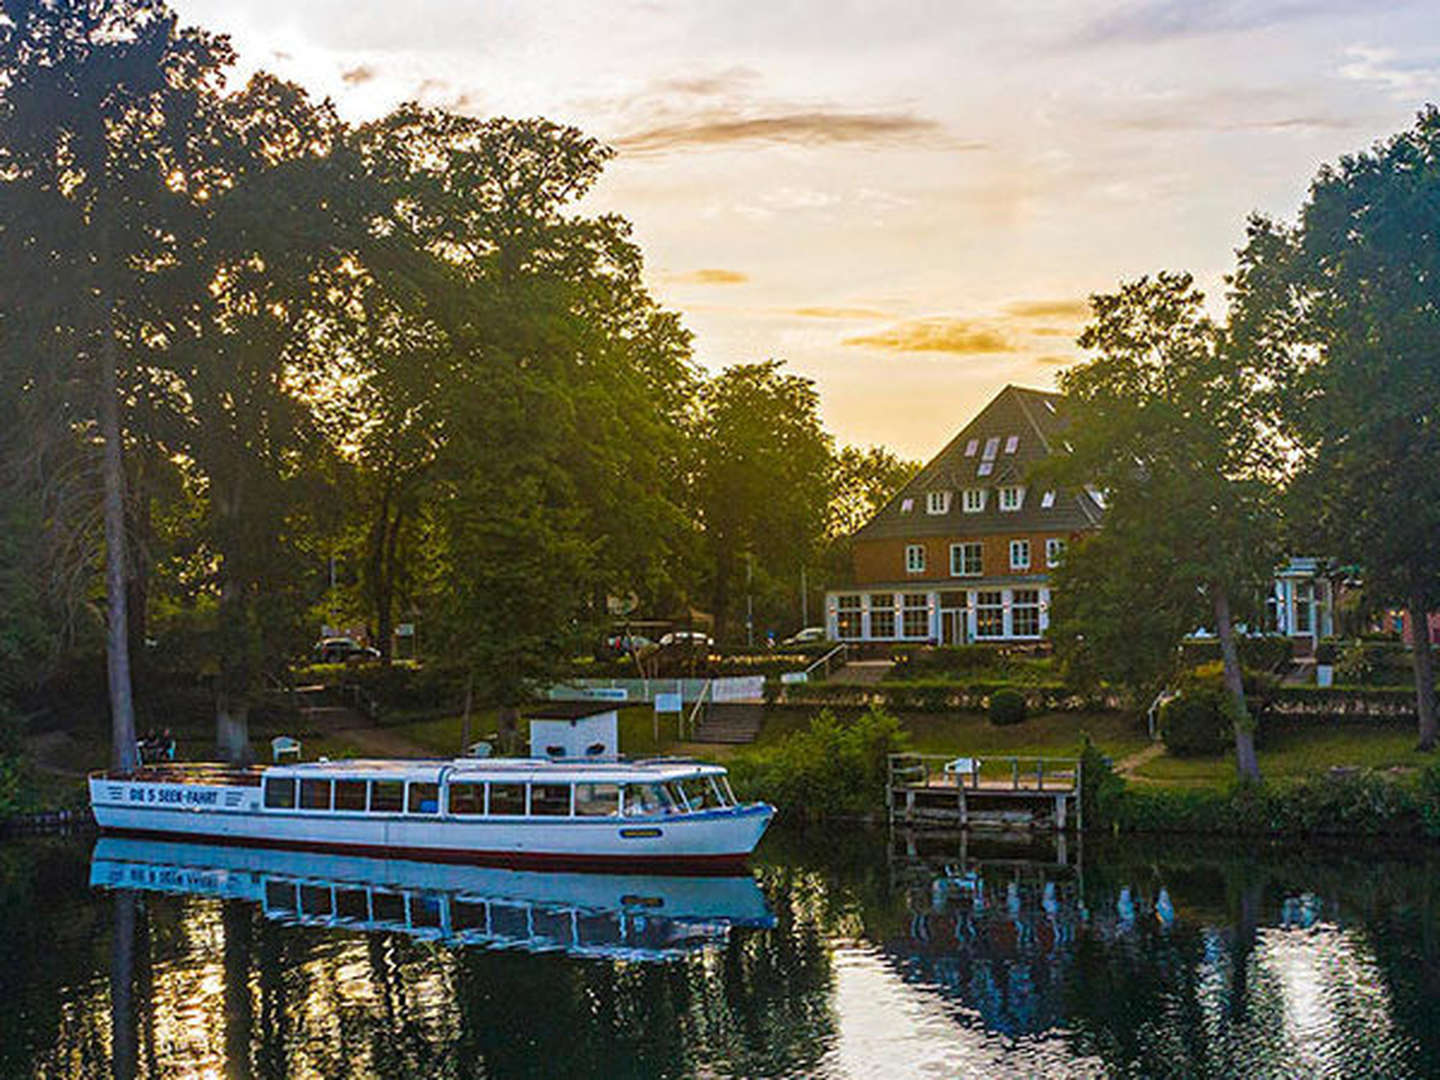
89;775;773;872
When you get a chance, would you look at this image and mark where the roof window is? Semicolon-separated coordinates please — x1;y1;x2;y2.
1043;400;1056;414
1004;435;1019;454
977;462;994;477
964;439;979;457
1040;490;1056;509
900;497;914;513
982;437;1000;461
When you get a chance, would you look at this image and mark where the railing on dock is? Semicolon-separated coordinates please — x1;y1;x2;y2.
887;753;1083;831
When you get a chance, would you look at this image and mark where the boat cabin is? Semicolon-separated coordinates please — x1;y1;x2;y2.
258;759;739;820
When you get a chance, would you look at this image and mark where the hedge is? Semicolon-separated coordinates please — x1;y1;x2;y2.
1179;635;1294;672
780;678;1114;713
1262;685;1418;720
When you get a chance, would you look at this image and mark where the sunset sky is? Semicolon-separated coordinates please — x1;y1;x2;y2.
173;0;1440;457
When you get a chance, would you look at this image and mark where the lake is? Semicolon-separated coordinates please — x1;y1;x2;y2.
2;826;1437;1078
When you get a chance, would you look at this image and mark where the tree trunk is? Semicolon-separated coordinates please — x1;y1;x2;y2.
99;285;138;774
1214;586;1261;782
377;503;403;666
1409;596;1437;751
215;486;252;765
109;891;138;1080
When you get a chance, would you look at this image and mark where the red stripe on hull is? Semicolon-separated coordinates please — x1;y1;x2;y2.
97;825;755;876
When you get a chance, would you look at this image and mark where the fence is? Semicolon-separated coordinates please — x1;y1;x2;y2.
545;676;765;705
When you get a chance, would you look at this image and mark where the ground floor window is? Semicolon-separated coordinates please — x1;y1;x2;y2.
1012;589;1041;637
976;591;1005;638
869;593;896;638
902;593;930;638
837;594;862;639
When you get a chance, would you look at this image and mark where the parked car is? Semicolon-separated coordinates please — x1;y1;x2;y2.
782;626;829;647
658;631;714;650
601;633;655;658
314;636;380;663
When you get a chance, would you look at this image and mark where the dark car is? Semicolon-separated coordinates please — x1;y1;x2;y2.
314;636;380;664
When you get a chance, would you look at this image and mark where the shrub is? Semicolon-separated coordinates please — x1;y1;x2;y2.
1160;687;1231;757
1179;635;1293;672
726;707;909;821
988;688;1027;726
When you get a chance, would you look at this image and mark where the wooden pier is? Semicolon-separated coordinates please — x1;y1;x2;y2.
887;753;1082;831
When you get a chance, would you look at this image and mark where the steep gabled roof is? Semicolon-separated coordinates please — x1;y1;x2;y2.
856;385;1103;540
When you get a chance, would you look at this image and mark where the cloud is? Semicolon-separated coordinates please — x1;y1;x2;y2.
1004;299;1091;320
616;109;973;155
1077;0;1371;45
1034;354;1077;365
845;318;1010;355
668;268;750;285
655;67;760;97
1339;45;1440;100
341;64;377;86
788;306;891;320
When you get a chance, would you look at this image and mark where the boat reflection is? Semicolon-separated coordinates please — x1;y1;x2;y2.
91;837;774;962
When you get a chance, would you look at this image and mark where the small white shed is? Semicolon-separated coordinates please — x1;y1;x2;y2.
525;703;620;760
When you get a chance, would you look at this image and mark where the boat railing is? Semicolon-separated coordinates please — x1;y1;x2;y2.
91;763;266;787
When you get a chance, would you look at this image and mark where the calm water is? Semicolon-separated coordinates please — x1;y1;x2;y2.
2;826;1438;1079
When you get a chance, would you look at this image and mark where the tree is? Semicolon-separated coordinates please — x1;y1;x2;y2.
1252;108;1440;749
0;0;236;771
693;361;834;641
1050;273;1280;780
828;445;920;539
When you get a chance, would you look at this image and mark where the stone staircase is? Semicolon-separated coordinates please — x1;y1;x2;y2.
691;702;765;744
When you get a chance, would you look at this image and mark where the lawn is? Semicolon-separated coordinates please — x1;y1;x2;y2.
1132;720;1434;786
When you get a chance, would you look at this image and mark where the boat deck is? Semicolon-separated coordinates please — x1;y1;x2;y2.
887;753;1082;831
93;764;266;787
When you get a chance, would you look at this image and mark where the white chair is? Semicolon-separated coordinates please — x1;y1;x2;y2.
467;741;493;758
271;736;301;763
944;757;980;787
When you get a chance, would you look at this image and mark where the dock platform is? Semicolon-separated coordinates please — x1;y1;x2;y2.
887;753;1082;831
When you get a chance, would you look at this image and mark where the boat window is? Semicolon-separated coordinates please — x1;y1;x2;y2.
299;885;333;916
265;881;297;914
452;899;487;933
623;783;676;816
663;782;688;811
530;783;572;816
335;780;367;811
488;783;525;815
410;894;443;928
574;782;620;817
679;777;719;811
448;782;484;815
336;889;369;921
491;903;529;940
371;891;405;924
407;782;439;814
711;777;734;807
300;778;332;811
370;780;404;813
264;778;296;810
721;776;739;806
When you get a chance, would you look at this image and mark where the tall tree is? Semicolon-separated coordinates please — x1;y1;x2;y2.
694;361;833;641
1251;108;1440;749
0;0;235;771
1051;273;1280;780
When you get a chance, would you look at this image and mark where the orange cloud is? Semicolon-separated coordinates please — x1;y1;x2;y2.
669;268;749;285
845;318;1009;355
341;64;376;85
789;305;890;320
1034;354;1076;366
618;109;970;154
1004;299;1090;320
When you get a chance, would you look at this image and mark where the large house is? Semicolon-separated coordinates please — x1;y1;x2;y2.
826;386;1102;645
826;385;1336;651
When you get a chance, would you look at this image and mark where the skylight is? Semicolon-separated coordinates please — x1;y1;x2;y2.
977;462;993;477
982;437;1000;460
1040;490;1056;508
1043;400;1056;414
1004;435;1018;453
964;439;979;457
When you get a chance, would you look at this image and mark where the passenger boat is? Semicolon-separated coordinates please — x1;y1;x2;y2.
91;837;774;961
88;756;774;872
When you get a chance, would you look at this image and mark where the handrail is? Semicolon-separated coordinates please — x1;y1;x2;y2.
685;680;712;739
802;643;848;682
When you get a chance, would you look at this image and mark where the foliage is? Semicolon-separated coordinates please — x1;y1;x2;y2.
1078;734;1126;830
1178;636;1294;673
887;645;1056;683
779;678;1107;714
987;688;1028;727
727;708;908;822
1159;687;1232;757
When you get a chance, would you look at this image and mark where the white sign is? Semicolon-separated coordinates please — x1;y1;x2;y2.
780;671;809;685
395;623;415;637
654;692;683;713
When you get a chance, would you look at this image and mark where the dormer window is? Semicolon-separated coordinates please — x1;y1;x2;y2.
964;439;979;457
999;486;1025;512
962;488;986;513
1004;435;1019;454
926;491;951;515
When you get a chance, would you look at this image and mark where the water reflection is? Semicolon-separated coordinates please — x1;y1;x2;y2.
0;828;1438;1076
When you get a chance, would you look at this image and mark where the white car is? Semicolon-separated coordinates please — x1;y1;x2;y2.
782;626;828;646
659;631;714;649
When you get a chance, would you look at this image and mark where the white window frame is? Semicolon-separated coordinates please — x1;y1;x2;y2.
977;462;994;477
868;594;896;639
950;542;983;577
982;437;1000;461
1011;589;1042;637
1004;435;1019;454
1009;539;1030;571
901;593;930;639
975;591;1005;639
905;544;926;574
900;497;914;513
962;488;986;513
1040;490;1056;509
926;491;950;515
1046;537;1066;568
964;438;979;457
998;486;1025;512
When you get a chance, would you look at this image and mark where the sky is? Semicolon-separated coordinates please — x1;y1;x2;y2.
171;0;1440;458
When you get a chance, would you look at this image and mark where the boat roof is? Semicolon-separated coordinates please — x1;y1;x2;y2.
268;757;728;783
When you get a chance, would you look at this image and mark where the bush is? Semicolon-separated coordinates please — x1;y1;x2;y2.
1179;635;1294;672
988;688;1027;726
726;707;908;822
1160;687;1231;757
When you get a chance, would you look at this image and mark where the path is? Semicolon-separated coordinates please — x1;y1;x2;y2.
826;660;894;685
1114;741;1165;778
